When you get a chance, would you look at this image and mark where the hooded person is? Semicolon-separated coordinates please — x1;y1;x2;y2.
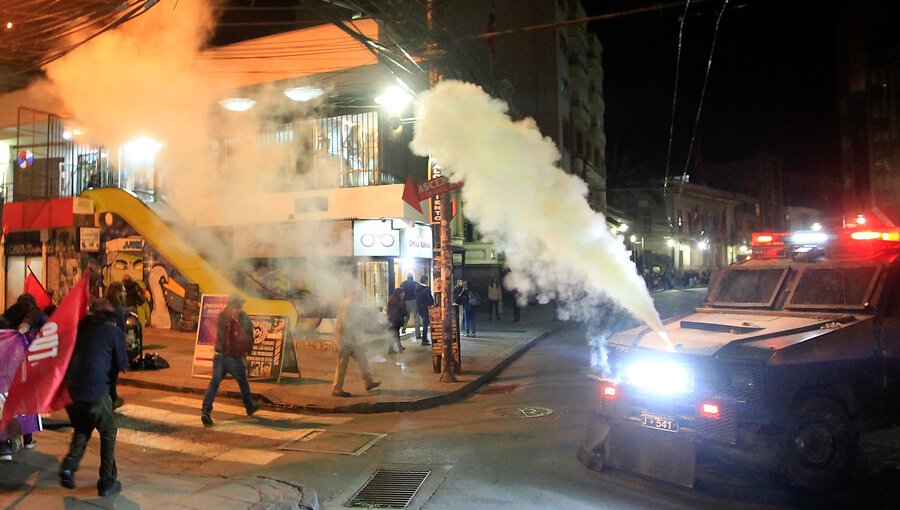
59;299;127;496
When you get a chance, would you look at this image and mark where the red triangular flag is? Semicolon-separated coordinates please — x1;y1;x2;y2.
402;175;424;214
1;272;90;426
24;267;52;310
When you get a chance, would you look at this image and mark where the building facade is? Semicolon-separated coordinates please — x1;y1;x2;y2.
440;0;608;291
607;181;761;273
0;20;436;324
837;0;900;224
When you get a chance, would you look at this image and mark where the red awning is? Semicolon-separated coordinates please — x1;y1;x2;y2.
2;198;77;232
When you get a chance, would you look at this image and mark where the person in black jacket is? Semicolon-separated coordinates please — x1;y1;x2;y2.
59;299;127;497
386;288;407;354
415;275;434;346
103;282;128;409
399;272;420;337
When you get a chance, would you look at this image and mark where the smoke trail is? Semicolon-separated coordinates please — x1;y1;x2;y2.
410;80;665;336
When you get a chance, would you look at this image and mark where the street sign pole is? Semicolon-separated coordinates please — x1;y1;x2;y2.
426;0;457;382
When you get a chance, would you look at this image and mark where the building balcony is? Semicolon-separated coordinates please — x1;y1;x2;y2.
566;27;588;54
568;56;589;89
571;98;591;130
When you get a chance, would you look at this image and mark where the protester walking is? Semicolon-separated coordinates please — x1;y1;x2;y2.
331;292;381;397
487;277;502;321
0;294;45;461
400;272;420;337
104;282;128;409
415;275;434;346
59;299;127;497
386;288;407;354
200;294;259;427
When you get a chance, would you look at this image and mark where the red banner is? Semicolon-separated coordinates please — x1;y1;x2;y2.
1;273;90;426
24;268;52;310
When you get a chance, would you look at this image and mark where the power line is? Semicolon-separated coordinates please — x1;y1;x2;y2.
679;0;732;186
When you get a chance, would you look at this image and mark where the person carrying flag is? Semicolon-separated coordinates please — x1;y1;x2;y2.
0;294;46;461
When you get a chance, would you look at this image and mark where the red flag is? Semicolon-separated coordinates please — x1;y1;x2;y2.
402;175;424;214
24;267;52;310
1;273;90;426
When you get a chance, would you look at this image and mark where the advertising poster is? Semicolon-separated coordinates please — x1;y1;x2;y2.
191;294;292;382
191;294;228;378
245;315;289;382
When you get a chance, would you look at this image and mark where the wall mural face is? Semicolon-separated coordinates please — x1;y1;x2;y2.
99;212;189;329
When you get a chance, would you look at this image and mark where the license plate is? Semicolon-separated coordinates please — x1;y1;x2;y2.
640;412;679;433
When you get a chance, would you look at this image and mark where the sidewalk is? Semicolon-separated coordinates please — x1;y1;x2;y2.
120;304;560;414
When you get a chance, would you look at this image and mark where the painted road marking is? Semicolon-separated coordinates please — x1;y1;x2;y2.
116;429;284;465
153;396;353;425
119;404;321;441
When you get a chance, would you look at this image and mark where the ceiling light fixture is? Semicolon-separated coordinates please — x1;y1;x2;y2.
284;86;324;102
219;97;256;112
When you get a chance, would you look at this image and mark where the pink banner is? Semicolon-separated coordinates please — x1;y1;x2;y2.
1;274;90;426
0;330;27;396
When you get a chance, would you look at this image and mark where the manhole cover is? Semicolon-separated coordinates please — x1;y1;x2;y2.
347;468;430;508
278;430;386;455
493;406;553;418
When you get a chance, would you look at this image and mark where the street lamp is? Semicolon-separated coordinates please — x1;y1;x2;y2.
375;85;414;115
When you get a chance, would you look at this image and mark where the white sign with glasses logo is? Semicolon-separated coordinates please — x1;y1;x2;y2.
353;220;401;257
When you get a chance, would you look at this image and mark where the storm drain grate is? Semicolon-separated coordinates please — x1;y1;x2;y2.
347;468;431;508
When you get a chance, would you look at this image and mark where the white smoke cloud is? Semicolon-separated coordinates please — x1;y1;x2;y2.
409;80;664;335
37;0;368;324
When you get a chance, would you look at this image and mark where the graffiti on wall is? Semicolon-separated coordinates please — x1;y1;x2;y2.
47;229;83;301
99;212;188;329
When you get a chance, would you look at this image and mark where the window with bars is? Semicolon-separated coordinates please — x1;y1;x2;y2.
261;111;381;189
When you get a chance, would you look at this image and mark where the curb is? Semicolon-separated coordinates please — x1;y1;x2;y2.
119;325;563;415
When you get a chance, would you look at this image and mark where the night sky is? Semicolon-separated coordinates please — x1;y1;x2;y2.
587;0;841;208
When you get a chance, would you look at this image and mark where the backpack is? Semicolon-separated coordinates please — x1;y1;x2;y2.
468;290;481;306
224;311;254;358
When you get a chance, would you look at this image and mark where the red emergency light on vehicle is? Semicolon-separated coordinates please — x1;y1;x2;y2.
749;227;900;260
831;228;900;258
750;232;791;258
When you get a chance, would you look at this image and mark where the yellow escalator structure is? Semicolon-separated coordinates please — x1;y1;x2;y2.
82;187;297;325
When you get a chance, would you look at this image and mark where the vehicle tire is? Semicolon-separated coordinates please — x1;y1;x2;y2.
781;397;856;490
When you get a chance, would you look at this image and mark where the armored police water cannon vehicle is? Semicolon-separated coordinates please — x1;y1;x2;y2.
578;225;900;490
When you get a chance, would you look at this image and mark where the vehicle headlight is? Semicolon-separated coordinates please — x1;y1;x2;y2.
624;360;694;394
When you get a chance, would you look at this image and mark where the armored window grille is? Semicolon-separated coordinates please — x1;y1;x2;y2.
788;266;879;310
709;268;786;307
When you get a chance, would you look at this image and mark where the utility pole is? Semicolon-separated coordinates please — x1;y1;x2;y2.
425;0;457;383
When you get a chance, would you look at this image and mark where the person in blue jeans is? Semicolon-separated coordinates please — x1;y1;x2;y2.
201;295;259;426
455;281;477;337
